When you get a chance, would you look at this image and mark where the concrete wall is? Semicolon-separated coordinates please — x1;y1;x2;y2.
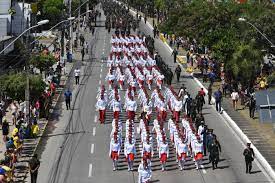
0;0;11;15
12;2;32;35
0;18;8;37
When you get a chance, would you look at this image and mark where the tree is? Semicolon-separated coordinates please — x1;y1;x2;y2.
0;73;46;102
226;42;264;85
41;0;65;27
30;53;56;75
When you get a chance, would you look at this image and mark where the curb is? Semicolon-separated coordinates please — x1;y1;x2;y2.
128;6;275;181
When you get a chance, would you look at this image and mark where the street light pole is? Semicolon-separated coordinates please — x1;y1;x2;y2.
238;18;275;48
0;20;49;55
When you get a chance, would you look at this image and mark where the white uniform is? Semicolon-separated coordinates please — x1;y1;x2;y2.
138;163;152;183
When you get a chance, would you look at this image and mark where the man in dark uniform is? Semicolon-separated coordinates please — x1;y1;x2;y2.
171;48;178;63
208;85;212;105
249;96;256;119
175;65;182;83
209;137;221;169
206;129;215;162
29;154;40;183
243;143;255;174
195;92;205;113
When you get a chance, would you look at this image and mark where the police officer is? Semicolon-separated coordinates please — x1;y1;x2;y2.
209;137;221;170
243;143;255;174
64;89;72;110
175;65;182;83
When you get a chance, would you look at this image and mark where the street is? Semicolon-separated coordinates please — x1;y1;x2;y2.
35;7;272;183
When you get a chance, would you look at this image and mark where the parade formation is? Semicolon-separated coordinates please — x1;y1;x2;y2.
94;3;223;182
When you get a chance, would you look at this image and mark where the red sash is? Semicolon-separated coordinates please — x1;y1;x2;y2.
160;153;167;162
111;151;119;160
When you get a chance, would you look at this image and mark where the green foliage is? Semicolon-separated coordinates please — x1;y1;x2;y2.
267;73;275;86
40;0;65;27
158;0;275;83
227;42;263;84
30;53;56;74
0;73;46;102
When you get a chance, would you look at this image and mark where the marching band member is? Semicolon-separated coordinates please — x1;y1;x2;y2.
109;94;122;120
172;96;183;122
194;138;204;170
146;73;153;90
95;94;107;124
125;95;137;121
142;137;154;162
105;70;116;90
177;137;188;171
168;118;176;144
109;135;121;171
159;136;169;171
156;74;164;90
124;137;136;171
138;158;152;183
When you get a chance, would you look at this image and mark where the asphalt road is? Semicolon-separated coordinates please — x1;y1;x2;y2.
35;6;273;183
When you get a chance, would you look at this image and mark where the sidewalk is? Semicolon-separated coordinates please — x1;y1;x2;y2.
135;7;275;175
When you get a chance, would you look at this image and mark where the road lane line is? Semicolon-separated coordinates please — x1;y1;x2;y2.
99;80;101;85
93;127;96;136
88;163;93;177
99;74;102;78
200;165;207;174
100;68;103;72
94;115;97;123
91;144;94;154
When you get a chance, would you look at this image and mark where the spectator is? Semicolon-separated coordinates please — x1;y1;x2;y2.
0;103;3;125
74;68;81;85
64;89;72;110
2;119;9;142
10;102;18;126
249;96;256;119
31;121;40;138
214;88;222;113
207;85;212;105
175;65;182;82
29;154;40;183
231;89;239;111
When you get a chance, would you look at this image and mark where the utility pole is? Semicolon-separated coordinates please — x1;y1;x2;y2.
69;0;73;55
77;0;81;43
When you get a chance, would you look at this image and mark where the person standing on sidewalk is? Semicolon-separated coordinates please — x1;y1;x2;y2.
207;85;212;105
243;143;254;174
2;119;9;142
249;96;256;119
74;68;81;85
29;154;40;183
175;65;182;83
64;89;72;110
231;89;239;111
214;88;222;113
81;47;85;61
171;48;178;63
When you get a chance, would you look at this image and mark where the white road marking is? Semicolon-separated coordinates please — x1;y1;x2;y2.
93;127;96;136
99;74;102;78
101;60;104;63
88;163;93;177
200;165;207;174
94;115;97;123
99;80;101;85
91;144;94;154
100;68;103;72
